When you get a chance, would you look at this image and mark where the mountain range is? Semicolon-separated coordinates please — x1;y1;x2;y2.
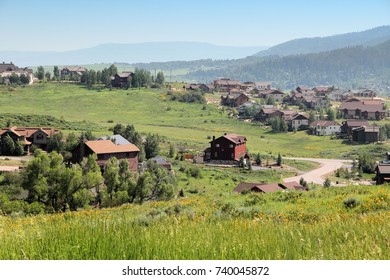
1;26;390;67
0;43;268;66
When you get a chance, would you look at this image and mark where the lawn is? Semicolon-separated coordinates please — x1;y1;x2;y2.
0;83;371;158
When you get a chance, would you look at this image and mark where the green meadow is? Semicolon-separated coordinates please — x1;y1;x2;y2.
0;83;370;158
1;82;390;260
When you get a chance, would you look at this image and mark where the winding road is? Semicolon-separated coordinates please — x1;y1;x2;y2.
283;157;353;185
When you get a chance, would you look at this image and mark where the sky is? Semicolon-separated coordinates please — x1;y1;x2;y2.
0;0;389;51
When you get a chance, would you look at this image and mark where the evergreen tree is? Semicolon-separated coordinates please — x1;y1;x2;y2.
276;153;282;166
53;66;60;80
36;66;45;80
3;135;15;156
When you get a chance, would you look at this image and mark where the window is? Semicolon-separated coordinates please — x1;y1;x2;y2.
215;144;220;148
229;144;233;148
231;153;234;159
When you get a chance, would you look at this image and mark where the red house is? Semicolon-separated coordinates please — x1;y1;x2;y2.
204;133;248;162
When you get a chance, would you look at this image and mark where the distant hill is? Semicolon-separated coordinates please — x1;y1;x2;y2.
184;40;390;93
0;42;268;66
254;26;390;57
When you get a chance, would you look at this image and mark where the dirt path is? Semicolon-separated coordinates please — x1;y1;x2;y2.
283;157;352;185
0;166;19;172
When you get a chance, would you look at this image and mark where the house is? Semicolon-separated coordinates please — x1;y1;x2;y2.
0;126;60;155
313;86;333;96
213;78;241;92
151;156;173;171
302;95;329;109
338;98;386;120
375;152;390;185
60;66;86;80
340;120;370;137
352;125;379;143
71;140;140;171
255;82;272;90
256;108;283;122
376;165;390;185
111;72;134;88
0;62;34;84
204;133;248;162
309;120;341;136
233;181;306;193
258;89;285;103
183;83;212;92
285;113;309;131
220;91;250;107
295;86;311;94
347;88;376;98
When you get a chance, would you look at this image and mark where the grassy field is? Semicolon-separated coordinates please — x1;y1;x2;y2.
1;83;376;158
1;185;389;260
1;82;390;260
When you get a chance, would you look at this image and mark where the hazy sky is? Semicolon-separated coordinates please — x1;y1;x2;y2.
1;0;389;51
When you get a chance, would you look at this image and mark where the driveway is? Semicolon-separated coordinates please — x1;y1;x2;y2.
283;157;352;185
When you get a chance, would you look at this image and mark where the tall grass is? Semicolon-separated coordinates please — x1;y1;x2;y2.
1;186;390;260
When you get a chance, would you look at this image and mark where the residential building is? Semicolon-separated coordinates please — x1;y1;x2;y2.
0;126;60;155
220;91;250;107
0;62;34;84
61;66;86;80
352;125;380;143
376;152;390;185
309;120;341;136
338;98;386;120
258;89;285;103
213;78;241;92
111;72;134;88
71;140;140;171
285;113;309;131
204;133;248;162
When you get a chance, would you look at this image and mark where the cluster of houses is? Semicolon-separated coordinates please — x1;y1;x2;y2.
0;62;34;84
183;78;388;144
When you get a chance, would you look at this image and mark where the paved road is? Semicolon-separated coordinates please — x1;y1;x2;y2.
283;157;352;185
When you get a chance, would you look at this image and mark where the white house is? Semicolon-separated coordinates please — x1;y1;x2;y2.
309;120;341;136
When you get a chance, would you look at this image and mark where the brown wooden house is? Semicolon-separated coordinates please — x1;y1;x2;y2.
60;66;86;80
220;92;250;107
0;126;60;155
111;72;134;88
71;140;140;171
338;98;386;120
204;133;248;162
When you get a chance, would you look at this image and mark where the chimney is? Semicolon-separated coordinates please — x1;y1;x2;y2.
212;136;215;141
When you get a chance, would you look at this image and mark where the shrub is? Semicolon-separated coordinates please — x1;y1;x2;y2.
343;197;359;209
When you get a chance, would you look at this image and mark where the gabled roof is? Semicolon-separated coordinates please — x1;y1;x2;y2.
85;140;140;154
343;120;370;127
253;183;284;193
63;66;86;72
377;164;390;174
221;134;246;144
233;182;259;193
310;120;340;127
338;99;385;113
98;134;131;145
116;72;133;78
0;126;60;137
0;62;19;72
279;181;307;191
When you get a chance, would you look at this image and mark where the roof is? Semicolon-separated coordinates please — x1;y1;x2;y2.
280;181;307;191
310;120;340;127
214;79;241;86
338;99;385;113
217;133;247;144
116;72;133;78
353;125;380;133
343;120;370;127
377;164;390;174
0;126;60;137
0;62;18;72
98;134;131;145
253;183;284;193
63;66;86;72
85;140;140;154
225;92;248;100
234;182;260;193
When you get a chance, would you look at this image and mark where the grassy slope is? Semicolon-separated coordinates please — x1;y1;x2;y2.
0;83;369;158
1;185;389;260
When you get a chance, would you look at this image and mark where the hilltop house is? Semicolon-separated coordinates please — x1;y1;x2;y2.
111;72;134;88
61;66;86;80
285;113;309;131
352;125;380;143
204;133;249;163
71;139;140;171
309;120;341;136
0;62;34;84
220;91;250;107
213;78;241;92
258;89;285;103
0;126;60;155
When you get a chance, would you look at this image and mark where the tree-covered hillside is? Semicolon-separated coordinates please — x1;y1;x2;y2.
184;40;390;93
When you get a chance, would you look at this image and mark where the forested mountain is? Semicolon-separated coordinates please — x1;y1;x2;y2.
183;40;390;93
254;26;390;57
